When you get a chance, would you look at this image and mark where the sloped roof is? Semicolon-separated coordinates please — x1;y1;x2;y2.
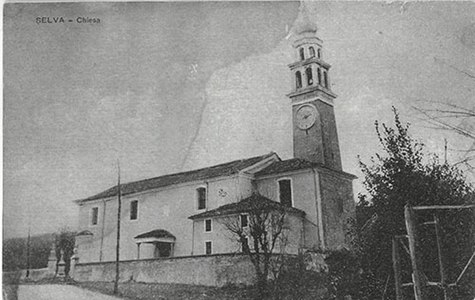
134;229;175;240
76;230;93;236
255;158;357;179
77;152;276;203
188;193;305;220
256;158;314;176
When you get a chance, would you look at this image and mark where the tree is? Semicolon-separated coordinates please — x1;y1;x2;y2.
220;193;290;298
3;234;53;272
413;100;475;172
357;107;475;299
54;229;76;277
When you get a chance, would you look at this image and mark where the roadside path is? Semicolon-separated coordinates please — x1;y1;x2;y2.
18;284;123;300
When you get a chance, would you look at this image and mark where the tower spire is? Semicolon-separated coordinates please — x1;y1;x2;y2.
292;1;318;37
287;2;342;170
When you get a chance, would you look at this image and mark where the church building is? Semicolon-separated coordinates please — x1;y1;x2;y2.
74;6;356;265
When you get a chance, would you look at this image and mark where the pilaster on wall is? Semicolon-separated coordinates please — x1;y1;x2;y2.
317;169;355;250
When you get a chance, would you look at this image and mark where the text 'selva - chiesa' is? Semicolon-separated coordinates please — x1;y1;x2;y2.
74;4;356;264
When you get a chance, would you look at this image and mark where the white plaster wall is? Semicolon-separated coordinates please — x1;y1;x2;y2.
76;175;250;263
256;170;320;249
192;216;241;256
192;213;304;256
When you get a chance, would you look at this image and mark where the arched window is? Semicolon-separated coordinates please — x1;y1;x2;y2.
299;48;305;61
317;68;322;85
197;187;207;210
306;67;313;85
295;71;302;89
317;48;322;59
323;71;328;88
278;179;293;208
309;47;315;58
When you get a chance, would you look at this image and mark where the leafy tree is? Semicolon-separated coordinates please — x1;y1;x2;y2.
3;234;53;271
54;229;76;277
357;107;475;299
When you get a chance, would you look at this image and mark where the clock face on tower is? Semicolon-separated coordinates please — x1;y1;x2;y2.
296;105;317;130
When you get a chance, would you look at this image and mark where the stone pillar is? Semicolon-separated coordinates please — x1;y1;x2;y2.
47;242;57;275
69;247;79;278
57;250;66;277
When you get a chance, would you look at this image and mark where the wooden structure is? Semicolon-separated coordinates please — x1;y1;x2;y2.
392;204;475;300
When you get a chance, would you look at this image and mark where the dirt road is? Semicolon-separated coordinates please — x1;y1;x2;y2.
17;284;123;300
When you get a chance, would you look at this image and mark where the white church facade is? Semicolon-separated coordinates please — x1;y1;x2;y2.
74;7;356;265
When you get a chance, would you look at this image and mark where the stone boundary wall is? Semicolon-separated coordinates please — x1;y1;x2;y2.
73;253;256;287
3;268;53;282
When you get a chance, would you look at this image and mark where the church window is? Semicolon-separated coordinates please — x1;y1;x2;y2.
278;179;292;208
197;187;207;210
317;68;322;85
299;48;305;60
317;48;322;59
205;241;212;255
205;219;212;232
309;47;315;57
324;71;328;88
241;236;249;252
306;67;313;85
295;71;302;89
130;200;138;220
240;214;248;228
91;207;99;226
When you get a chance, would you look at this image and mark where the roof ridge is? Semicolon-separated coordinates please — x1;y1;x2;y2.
77;152;277;202
120;152;276;186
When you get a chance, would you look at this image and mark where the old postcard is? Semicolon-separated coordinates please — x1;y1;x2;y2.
3;1;475;299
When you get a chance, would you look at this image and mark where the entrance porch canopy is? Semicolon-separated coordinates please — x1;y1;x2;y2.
134;229;176;244
134;229;175;259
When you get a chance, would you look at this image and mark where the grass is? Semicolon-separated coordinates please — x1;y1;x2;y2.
76;281;258;300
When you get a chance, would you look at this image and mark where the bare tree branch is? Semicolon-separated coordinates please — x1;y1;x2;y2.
218;195;290;296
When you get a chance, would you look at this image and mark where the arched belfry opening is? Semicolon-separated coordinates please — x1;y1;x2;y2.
295;71;302;89
309;47;315;57
306;67;313;86
299;48;305;61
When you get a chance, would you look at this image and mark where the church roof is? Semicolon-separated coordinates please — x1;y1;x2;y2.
188;193;305;220
256;158;315;176
134;229;175;240
77;152;277;203
255;158;357;179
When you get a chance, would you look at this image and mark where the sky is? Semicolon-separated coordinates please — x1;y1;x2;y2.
4;1;475;239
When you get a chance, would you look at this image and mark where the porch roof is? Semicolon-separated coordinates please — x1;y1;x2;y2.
188;193;305;220
134;229;176;240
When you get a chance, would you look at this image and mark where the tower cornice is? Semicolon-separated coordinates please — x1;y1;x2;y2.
287;85;337;99
288;58;331;70
292;36;322;48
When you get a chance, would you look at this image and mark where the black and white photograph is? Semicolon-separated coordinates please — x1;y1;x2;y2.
3;1;475;299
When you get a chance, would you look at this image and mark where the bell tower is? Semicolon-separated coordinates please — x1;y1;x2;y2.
288;3;342;171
